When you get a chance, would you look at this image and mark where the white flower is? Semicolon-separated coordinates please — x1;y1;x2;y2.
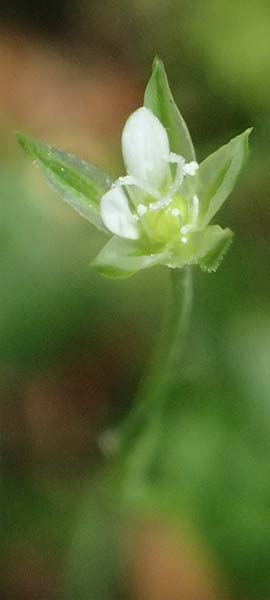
100;107;198;243
17;56;250;279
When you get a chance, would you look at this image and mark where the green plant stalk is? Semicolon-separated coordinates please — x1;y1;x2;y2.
118;266;193;458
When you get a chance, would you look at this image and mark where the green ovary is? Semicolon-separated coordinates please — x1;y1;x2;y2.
141;195;188;245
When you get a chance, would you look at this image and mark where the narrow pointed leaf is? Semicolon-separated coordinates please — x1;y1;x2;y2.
92;236;168;278
165;225;232;271
17;133;112;232
144;57;196;161
197;129;252;228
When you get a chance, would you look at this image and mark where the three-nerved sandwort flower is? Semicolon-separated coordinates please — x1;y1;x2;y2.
17;57;251;278
100;106;199;246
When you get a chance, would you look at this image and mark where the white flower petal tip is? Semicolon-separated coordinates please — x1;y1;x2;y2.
100;187;139;240
121;106;170;191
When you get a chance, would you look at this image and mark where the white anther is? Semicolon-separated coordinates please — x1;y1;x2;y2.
169;152;186;166
181;224;191;235
184;161;199;176
137;203;148;217
113;175;135;188
170;208;180;217
181;236;188;244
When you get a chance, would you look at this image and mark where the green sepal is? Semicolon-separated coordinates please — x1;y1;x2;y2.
164;225;233;271
92;226;232;278
199;227;233;272
144;57;196;162
91;236;168;279
17;132;112;232
197;128;252;228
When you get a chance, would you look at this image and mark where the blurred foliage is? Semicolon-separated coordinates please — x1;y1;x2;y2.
1;0;270;598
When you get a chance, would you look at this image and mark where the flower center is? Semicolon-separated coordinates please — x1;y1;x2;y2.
103;147;199;243
138;193;198;245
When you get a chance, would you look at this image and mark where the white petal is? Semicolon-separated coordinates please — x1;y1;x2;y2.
100;187;139;240
122;107;170;191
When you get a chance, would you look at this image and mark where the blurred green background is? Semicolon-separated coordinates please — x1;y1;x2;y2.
1;1;270;598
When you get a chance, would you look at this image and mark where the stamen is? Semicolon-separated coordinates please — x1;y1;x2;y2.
170;208;180;217
113;175;135;187
184;161;199;176
137;203;148;217
190;194;199;225
167;153;186;198
181;224;191;235
112;175;161;201
149;196;172;212
169;152;186;166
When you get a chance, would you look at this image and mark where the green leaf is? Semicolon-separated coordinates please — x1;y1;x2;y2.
17;132;112;232
92;237;168;278
165;225;233;271
144;57;196;162
197;129;252;228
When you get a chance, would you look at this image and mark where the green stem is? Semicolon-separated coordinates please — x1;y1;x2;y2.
119;266;193;455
